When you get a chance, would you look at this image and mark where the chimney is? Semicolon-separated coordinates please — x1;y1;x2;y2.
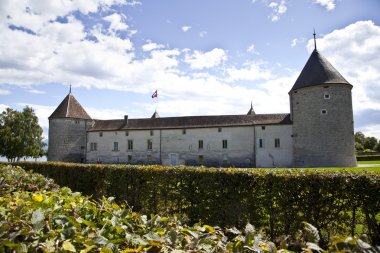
124;115;128;124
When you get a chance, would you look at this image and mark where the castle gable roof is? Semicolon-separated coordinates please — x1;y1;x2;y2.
88;113;291;131
290;49;351;92
49;93;91;119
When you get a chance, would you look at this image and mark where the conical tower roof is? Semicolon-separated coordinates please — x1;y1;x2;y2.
290;49;351;92
49;92;91;119
247;102;256;115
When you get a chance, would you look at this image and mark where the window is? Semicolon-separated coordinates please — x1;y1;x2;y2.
113;142;119;151
261;126;266;130
198;140;204;149
222;140;228;149
259;139;263;148
183;129;186;135
324;85;329;88
150;130;154;136
99;132;103;137
218;128;222;132
128;140;133;150
147;140;152;150
198;155;204;163
125;131;129;136
90;142;97;151
128;155;132;162
321;109;327;115
324;93;330;99
147;154;152;162
275;138;280;148
75;120;80;124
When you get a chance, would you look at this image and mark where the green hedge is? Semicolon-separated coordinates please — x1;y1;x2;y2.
10;162;380;246
357;155;380;161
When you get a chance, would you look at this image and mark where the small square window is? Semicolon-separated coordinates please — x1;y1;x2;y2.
198;140;204;149
324;93;330;99
147;140;152;150
259;139;264;148
150;130;154;136
222;140;228;149
113;142;119;151
182;129;186;135
218;128;222;132
128;140;133;150
275;138;280;148
321;109;327;115
262;126;266;130
99;132;103;137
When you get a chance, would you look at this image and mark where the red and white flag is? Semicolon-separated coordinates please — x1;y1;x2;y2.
151;90;158;98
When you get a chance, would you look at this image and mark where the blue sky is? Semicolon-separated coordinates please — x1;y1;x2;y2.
0;0;380;140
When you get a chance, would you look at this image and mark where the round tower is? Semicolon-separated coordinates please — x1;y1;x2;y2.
48;88;92;163
290;40;356;167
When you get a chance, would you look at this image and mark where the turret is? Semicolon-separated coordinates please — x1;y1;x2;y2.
48;87;92;163
289;35;356;167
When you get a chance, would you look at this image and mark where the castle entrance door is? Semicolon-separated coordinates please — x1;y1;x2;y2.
170;153;178;166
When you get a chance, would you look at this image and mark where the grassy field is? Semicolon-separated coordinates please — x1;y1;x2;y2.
357;160;380;164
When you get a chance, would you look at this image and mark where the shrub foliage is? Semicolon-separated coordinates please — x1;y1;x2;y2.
8;162;380;247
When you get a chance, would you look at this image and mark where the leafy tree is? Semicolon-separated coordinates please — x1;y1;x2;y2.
364;136;378;150
0;106;45;162
354;132;365;146
375;141;380;152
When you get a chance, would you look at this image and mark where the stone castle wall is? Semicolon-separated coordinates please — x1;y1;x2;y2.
291;84;356;167
48;118;91;163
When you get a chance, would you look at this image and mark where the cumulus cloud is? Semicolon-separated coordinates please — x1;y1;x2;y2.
104;13;129;31
0;89;11;95
291;37;306;47
226;62;273;82
185;48;227;70
142;41;165;52
247;44;259;55
199;31;207;38
313;0;336;11
267;0;287;22
181;26;192;32
309;20;380;136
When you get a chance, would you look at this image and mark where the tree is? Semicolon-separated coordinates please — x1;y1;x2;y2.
0;106;45;162
364;136;378;151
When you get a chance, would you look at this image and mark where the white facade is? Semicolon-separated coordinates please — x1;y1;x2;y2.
86;124;293;168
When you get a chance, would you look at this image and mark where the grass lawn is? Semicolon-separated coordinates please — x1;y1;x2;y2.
357;160;380;164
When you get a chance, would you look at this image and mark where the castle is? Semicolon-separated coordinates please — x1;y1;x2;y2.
48;44;357;167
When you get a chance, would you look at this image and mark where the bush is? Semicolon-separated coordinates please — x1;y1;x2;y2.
356;155;380;161
8;161;380;246
1;165;378;252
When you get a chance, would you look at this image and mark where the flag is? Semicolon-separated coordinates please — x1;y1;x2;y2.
151;90;158;98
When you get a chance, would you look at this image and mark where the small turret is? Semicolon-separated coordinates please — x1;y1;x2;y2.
247;102;256;115
48;87;92;163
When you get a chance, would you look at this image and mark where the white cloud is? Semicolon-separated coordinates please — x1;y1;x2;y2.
185;48;227;70
313;0;336;11
226;62;273;82
308;20;380;138
142;41;165;52
0;104;9;112
181;26;192;32
291;37;306;47
267;0;287;22
199;31;207;38
0;89;11;95
247;44;259;55
104;13;129;31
